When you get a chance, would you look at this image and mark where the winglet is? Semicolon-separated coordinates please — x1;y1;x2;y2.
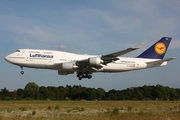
133;43;144;49
137;37;172;59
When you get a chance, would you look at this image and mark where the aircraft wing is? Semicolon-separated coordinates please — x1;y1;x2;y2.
76;43;143;69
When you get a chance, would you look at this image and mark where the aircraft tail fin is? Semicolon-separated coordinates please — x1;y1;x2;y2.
137;37;172;59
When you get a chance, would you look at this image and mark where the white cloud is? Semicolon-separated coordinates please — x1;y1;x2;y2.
0;15;59;44
20;27;57;42
1;1;180;50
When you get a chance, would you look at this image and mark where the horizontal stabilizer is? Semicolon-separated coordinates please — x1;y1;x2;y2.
146;57;176;64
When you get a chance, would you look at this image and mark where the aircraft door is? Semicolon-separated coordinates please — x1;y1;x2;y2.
24;50;29;61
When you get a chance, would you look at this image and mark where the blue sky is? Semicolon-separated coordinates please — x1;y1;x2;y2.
0;0;180;91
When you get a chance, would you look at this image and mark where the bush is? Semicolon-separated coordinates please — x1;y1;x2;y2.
112;107;119;115
32;110;36;115
19;107;27;111
47;106;51;110
80;107;85;111
55;105;60;110
127;106;132;111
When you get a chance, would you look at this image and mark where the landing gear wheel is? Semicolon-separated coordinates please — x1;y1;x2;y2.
79;77;82;80
21;71;24;75
77;72;92;80
87;74;92;79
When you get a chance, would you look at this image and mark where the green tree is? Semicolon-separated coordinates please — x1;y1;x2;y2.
1;88;9;96
176;88;180;100
82;88;96;100
170;88;178;100
39;86;49;100
142;85;153;98
16;88;24;100
58;86;67;100
156;84;166;100
69;85;84;100
1;88;11;100
132;88;143;100
24;82;39;100
47;86;56;100
108;89;119;100
95;88;105;100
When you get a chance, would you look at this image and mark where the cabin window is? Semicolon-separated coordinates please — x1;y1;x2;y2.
29;51;40;53
44;52;52;54
16;50;20;52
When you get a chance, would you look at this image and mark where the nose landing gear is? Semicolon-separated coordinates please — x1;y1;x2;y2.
20;66;24;75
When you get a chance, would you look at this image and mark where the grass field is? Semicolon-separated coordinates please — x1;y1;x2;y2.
0;101;180;120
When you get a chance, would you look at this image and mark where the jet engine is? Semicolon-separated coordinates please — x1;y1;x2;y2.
88;57;103;66
61;62;78;70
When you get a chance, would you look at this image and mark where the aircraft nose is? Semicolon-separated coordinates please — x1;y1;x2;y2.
4;55;10;62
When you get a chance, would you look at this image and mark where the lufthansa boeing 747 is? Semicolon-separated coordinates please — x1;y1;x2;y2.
5;37;175;80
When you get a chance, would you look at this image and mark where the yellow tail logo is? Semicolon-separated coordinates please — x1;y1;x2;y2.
154;42;166;55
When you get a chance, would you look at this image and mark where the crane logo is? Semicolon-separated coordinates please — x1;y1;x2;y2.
154;42;166;55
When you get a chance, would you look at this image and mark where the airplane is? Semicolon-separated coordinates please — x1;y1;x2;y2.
5;37;175;80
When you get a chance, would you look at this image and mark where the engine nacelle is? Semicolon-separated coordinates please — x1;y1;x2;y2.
62;62;78;70
88;57;103;66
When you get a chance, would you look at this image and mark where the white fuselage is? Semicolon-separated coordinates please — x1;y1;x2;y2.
5;49;167;73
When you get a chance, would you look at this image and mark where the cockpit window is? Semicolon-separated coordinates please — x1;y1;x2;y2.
16;50;20;52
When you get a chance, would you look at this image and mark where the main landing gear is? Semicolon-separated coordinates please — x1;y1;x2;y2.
20;66;24;75
77;72;92;80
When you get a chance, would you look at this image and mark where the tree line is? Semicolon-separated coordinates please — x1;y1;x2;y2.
0;82;180;101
